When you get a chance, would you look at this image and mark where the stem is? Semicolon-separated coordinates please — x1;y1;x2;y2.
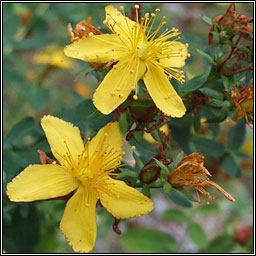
224;65;253;77
217;35;241;73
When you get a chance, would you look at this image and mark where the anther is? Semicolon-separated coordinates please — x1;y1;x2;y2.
185;43;189;48
113;65;117;69
187;53;191;58
88;32;94;37
132;160;136;165
104;133;108;137
119;6;124;11
151;13;155;17
116;87;121;91
130;70;134;74
145;13;149;18
111;91;115;96
103;20;107;25
133;95;138;100
155;8;160;12
122;151;126;155
134;4;140;9
131;146;136;151
119;94;123;98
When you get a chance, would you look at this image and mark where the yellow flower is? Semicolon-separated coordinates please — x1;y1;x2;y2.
64;5;189;117
6;116;153;253
168;153;235;203
34;45;74;69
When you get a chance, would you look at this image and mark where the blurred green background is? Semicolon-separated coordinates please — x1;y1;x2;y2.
3;2;253;253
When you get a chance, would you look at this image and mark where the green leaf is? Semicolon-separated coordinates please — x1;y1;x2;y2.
202;15;212;24
163;182;172;194
205;105;230;123
170;152;184;173
133;130;144;142
196;49;216;65
175;187;198;202
170;125;191;154
141;184;151;198
73;99;113;138
221;154;241;177
26;86;50;112
133;151;144;169
201;235;235;253
192;137;225;157
221;75;234;92
119;110;129;135
181;74;208;92
208;123;219;137
193;114;201;133
3;204;40;253
193;203;220;215
3;117;36;149
116;167;138;180
227;120;245;150
167;188;192;208
120;227;178;253
154;159;169;176
161;209;188;222
188;222;208;248
199;88;224;100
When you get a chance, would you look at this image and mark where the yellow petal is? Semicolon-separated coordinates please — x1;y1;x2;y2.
144;63;186;117
88;122;123;172
105;5;135;37
64;34;126;63
60;185;98;253
98;177;154;219
160;41;188;68
93;58;146;114
41;115;84;167
6;164;79;202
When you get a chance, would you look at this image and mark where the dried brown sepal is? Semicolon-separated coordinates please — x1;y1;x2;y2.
112;218;122;235
67;17;102;43
37;149;54;164
208;4;253;77
231;84;253;126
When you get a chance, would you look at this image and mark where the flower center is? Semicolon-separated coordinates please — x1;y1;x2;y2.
137;42;150;59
